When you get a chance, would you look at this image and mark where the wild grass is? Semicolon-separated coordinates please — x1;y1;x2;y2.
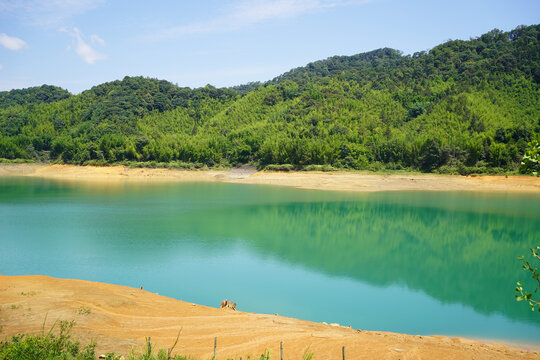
0;322;316;360
76;306;91;315
0;320;95;360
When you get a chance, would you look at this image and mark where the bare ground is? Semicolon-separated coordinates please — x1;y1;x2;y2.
1;164;539;192
1;275;539;359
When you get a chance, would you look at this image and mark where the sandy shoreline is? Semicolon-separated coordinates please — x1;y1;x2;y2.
1;275;538;359
1;163;540;192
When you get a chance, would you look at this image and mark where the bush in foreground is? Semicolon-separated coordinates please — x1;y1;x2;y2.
0;321;95;360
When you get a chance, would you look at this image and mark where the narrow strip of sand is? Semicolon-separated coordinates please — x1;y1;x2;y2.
1;163;540;192
1;275;538;359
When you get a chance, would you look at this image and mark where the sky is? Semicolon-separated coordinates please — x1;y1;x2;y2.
0;0;539;93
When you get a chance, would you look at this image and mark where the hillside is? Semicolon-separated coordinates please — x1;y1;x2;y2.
0;24;539;174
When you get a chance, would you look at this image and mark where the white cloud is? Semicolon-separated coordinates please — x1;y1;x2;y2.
0;64;3;70
0;33;28;50
0;0;106;27
150;0;373;39
61;27;106;64
232;0;333;22
90;34;106;47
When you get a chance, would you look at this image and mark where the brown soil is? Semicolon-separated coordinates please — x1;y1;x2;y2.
0;275;538;359
1;164;540;192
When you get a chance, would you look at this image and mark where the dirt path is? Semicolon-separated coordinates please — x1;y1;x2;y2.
1;164;540;192
0;275;538;359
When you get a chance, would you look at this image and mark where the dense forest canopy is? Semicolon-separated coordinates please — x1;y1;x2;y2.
0;85;71;108
1;24;539;173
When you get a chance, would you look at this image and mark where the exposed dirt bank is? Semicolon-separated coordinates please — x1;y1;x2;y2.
1;163;539;192
0;275;538;359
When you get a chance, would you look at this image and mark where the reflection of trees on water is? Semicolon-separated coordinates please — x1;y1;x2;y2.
190;196;540;325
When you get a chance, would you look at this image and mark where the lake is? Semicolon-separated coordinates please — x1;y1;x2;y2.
1;177;539;345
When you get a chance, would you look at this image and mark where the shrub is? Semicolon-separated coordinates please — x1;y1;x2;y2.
0;320;95;360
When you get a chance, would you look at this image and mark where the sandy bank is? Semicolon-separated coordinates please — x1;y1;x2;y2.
0;275;538;359
1;163;540;192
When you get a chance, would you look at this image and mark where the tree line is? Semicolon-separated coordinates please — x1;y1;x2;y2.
0;24;539;174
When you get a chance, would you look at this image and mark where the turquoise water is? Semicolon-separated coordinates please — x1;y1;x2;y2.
1;177;539;344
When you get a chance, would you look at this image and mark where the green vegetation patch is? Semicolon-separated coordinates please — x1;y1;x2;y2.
0;25;539;174
0;321;95;360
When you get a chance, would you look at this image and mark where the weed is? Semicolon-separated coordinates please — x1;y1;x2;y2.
100;353;123;360
0;322;315;360
303;350;314;360
0;320;96;359
76;306;91;315
302;345;314;360
258;350;271;360
124;332;190;360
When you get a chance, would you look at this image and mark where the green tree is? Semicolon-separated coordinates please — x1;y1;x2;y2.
516;246;540;312
521;139;540;176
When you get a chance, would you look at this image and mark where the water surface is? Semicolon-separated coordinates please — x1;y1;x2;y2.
1;177;539;344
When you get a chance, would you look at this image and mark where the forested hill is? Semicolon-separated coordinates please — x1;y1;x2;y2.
0;24;539;174
272;25;539;84
0;85;71;107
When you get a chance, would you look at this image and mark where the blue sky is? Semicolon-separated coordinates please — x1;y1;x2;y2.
0;0;539;93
